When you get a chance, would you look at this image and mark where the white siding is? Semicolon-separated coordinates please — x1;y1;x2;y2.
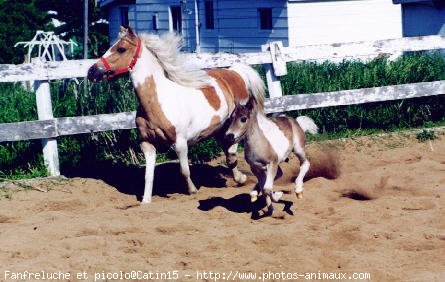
287;0;402;47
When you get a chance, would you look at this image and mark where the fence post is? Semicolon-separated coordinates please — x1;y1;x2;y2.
34;80;60;176
261;41;287;99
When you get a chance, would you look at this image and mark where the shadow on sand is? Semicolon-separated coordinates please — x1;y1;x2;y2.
64;161;231;201
198;192;294;220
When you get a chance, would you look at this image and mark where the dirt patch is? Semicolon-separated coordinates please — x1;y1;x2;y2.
0;131;444;281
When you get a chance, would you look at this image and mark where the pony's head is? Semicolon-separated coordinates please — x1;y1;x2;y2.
88;26;142;82
224;97;257;144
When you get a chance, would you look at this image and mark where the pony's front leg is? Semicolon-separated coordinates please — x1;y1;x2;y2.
224;143;247;185
263;163;283;212
250;165;265;202
141;141;156;204
175;136;198;194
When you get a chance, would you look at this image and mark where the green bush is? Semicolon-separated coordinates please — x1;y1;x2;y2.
1;52;445;178
416;129;437;142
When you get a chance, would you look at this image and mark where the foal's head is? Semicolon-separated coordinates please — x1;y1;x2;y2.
87;26;142;82
224;98;257;144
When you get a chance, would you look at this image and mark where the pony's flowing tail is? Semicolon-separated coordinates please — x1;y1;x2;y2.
296;116;318;135
229;63;266;112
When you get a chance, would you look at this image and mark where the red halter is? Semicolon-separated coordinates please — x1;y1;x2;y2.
100;38;142;80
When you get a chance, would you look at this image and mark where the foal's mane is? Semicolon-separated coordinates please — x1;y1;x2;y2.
138;33;211;88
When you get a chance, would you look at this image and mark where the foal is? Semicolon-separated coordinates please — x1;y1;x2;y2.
225;98;318;213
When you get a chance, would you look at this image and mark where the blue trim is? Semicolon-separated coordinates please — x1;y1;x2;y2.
393;0;433;4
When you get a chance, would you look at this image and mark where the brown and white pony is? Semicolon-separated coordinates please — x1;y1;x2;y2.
224;97;318;214
87;27;265;203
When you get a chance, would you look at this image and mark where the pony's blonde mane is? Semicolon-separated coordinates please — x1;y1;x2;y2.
138;33;211;88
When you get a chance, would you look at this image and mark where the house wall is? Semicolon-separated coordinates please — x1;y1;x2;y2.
107;0;288;53
134;1;197;51
400;2;445;36
199;0;288;53
107;4;137;43
287;0;402;47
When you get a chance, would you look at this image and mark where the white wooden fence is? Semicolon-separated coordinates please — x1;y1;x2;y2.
1;35;445;176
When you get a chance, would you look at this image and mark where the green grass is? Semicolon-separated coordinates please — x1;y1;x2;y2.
1;52;445;179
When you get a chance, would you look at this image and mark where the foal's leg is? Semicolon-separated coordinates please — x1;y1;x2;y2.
293;146;310;199
224;143;247;184
141;141;156;204
250;166;265;202
175;136;198;194
263;162;283;213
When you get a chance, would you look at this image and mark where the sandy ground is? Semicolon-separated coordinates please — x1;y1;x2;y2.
0;130;444;282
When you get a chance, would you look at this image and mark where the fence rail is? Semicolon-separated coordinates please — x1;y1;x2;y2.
1;35;444;83
1;80;444;143
1;35;445;176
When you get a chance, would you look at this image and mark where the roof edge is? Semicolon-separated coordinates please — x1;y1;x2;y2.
100;0;135;8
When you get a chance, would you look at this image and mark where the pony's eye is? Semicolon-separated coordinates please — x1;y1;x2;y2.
117;47;126;53
240;117;247;123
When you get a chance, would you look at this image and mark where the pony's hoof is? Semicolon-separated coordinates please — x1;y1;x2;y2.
141;198;152;204
187;179;198;194
296;191;303;199
188;189;198;195
250;191;258;202
188;185;198;194
271;191;283;202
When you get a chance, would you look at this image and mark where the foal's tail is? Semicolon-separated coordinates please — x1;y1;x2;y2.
229;63;266;112
296;116;319;135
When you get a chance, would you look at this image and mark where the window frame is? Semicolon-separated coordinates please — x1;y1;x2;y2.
205;0;215;30
258;7;273;30
169;5;183;34
120;7;129;28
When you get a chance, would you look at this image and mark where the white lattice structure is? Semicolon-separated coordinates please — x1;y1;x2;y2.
14;30;77;62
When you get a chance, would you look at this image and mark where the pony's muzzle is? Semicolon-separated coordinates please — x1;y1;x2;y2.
224;133;235;144
87;64;106;82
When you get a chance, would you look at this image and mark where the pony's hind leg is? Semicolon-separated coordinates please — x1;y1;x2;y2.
141;141;156;203
294;146;310;199
224;143;247;185
175;136;198;194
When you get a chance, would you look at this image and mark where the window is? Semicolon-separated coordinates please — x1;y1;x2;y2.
258;8;272;30
205;1;214;29
152;13;158;31
170;6;182;33
120;7;129;28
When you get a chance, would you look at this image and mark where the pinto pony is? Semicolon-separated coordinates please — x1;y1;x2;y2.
87;27;265;203
224;97;318;214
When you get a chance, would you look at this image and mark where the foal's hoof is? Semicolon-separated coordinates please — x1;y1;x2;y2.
235;173;247;185
266;205;274;216
271;191;283;202
296;191;304;199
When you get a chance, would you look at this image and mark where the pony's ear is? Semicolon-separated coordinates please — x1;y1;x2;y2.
119;26;136;38
118;26;128;38
127;26;136;37
245;97;256;111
